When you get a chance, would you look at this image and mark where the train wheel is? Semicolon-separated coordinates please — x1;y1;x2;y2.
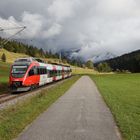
34;84;39;89
30;85;34;91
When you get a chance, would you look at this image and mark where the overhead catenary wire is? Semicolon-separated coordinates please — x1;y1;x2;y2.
0;26;26;48
0;26;26;31
1;26;26;45
0;10;26;48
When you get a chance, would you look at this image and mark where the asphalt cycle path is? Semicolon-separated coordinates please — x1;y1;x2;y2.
17;76;121;140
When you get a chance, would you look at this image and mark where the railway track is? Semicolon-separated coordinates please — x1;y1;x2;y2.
0;77;72;106
0;88;41;104
0;87;45;104
0;93;18;104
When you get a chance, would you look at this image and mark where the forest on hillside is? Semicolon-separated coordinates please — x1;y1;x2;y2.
0;38;85;67
96;49;140;73
0;37;58;59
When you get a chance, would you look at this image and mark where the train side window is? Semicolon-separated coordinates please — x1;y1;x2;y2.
45;68;47;74
41;68;43;74
50;70;53;77
51;70;54;77
48;70;50;77
34;66;37;75
49;70;51;77
37;67;42;75
40;68;42;74
37;67;40;75
48;70;53;77
29;68;34;76
44;68;47;74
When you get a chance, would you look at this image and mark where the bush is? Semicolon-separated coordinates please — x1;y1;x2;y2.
1;53;6;62
97;62;112;72
85;60;94;69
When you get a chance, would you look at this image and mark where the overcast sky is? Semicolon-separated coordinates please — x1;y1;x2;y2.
0;0;140;61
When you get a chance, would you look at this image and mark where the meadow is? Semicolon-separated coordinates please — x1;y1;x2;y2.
0;62;10;93
0;59;140;140
90;74;140;140
71;66;97;75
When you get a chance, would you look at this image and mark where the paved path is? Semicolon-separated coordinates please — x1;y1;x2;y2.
16;76;121;140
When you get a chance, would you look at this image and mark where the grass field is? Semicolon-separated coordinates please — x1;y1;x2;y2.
71;66;97;75
0;48;61;64
0;49;28;63
0;62;10;93
0;75;80;140
90;74;140;140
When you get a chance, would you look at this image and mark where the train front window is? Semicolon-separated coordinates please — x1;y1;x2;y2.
12;65;28;78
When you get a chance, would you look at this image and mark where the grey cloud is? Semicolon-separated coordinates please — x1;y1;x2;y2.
0;0;140;61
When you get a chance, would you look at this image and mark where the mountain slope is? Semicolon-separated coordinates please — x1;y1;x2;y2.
98;49;140;73
0;48;63;64
0;48;28;63
92;52;116;63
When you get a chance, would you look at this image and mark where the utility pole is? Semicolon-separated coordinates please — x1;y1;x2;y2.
59;52;61;63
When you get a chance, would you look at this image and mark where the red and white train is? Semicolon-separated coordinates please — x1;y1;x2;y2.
9;57;71;92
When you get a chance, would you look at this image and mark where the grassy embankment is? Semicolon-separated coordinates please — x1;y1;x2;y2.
0;48;28;63
0;48;63;64
90;74;140;140
0;48;28;93
0;75;81;140
0;62;10;93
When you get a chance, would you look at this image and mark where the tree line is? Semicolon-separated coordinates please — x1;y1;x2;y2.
0;38;59;59
0;38;95;70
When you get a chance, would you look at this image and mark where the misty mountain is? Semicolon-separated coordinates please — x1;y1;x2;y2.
60;49;84;61
60;49;80;57
60;48;117;63
92;52;116;63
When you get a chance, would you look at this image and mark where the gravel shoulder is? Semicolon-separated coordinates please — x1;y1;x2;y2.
16;76;121;140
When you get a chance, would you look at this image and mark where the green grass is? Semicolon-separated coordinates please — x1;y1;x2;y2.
0;75;80;140
0;62;10;93
90;74;140;140
71;66;97;75
0;48;28;64
0;48;67;65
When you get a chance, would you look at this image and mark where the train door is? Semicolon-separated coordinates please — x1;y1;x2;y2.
39;67;47;86
24;66;39;88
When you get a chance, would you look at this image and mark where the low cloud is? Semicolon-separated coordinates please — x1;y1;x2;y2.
0;0;140;61
0;12;43;38
43;23;62;38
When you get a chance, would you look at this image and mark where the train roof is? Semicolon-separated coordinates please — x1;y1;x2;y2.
49;62;70;67
14;57;45;63
13;57;71;68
